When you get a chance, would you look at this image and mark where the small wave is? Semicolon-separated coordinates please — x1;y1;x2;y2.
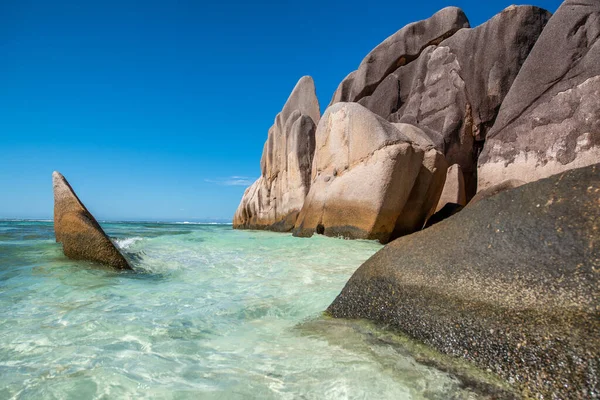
174;222;233;225
114;237;143;249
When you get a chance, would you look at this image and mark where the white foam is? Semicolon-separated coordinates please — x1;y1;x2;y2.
114;237;143;249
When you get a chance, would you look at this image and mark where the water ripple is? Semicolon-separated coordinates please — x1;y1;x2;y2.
0;221;482;399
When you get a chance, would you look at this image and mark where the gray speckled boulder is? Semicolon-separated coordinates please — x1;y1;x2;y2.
328;164;600;399
468;179;524;206
53;172;132;270
330;7;469;105
233;76;319;231
478;0;600;191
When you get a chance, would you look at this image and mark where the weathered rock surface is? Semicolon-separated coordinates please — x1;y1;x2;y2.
293;103;447;243
328;164;600;399
478;0;600;191
233;76;320;231
330;7;469;105
387;6;551;197
435;164;466;212
468;179;524;206
391;148;448;240
329;6;550;198
53;172;132;270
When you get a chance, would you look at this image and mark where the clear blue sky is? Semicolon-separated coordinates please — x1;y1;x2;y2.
0;0;562;221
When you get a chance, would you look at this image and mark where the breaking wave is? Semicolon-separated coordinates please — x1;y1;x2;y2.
114;237;143;249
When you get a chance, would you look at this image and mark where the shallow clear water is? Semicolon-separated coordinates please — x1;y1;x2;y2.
0;221;478;399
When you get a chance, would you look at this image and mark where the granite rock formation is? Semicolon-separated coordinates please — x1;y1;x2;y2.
330;7;470;105
233;76;320;231
236;5;554;235
53;172;132;270
328;163;600;399
330;6;550;198
293;103;447;243
388;6;550;197
478;0;600;190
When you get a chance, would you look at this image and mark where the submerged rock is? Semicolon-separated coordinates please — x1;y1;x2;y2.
233;76;320;231
328;164;600;398
53;172;132;270
478;0;600;190
293;103;447;243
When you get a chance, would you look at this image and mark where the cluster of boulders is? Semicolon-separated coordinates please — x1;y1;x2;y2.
235;1;599;246
235;0;600;397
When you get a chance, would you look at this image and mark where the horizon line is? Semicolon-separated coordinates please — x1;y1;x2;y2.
0;218;233;224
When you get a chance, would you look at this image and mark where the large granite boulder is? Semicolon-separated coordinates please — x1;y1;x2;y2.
386;5;551;197
233;76;320;231
330;7;469;105
293;103;447;243
53;172;132;270
478;0;600;191
328;164;600;399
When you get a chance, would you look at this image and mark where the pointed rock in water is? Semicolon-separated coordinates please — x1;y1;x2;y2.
233;76;320;231
53;172;132;270
478;0;600;190
328;163;600;399
293;103;447;243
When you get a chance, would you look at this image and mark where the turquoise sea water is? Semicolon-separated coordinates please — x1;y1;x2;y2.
0;221;479;399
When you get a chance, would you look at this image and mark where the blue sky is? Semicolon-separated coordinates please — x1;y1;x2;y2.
0;0;562;221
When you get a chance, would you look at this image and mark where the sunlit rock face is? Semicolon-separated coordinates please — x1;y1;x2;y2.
233;76;320;231
53;171;132;270
478;0;600;191
293;103;447;244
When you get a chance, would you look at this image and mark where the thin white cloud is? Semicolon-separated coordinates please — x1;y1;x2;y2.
205;176;256;186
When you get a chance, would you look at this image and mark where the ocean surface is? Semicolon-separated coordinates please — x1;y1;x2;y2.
0;220;480;399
